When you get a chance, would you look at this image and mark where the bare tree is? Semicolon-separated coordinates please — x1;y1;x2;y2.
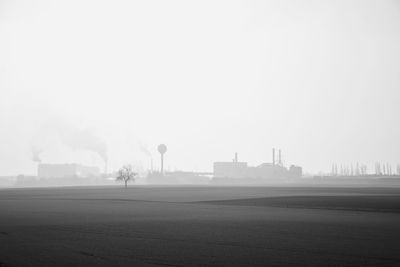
116;164;137;188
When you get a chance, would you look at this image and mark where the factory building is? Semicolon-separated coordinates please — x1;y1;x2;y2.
212;150;302;183
289;165;303;178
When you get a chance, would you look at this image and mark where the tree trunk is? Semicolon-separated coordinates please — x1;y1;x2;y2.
125;181;127;188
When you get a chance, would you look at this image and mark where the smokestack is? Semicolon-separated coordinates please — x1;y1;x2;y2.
235;152;238;163
272;148;275;166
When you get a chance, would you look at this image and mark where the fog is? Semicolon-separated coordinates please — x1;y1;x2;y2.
1;0;400;176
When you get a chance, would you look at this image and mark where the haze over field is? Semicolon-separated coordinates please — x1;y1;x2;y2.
1;0;400;176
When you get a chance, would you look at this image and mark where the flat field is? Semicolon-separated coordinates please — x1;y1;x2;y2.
1;186;400;266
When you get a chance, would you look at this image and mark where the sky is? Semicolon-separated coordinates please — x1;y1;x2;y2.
1;0;399;176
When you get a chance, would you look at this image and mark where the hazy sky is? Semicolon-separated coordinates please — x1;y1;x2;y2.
1;0;399;175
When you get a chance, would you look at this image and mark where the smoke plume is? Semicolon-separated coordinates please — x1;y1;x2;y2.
139;143;152;158
59;127;108;163
32;118;108;163
31;146;43;163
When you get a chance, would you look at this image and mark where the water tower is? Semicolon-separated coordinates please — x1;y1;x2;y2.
157;144;167;175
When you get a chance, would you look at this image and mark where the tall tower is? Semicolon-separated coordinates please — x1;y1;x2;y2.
157;144;167;175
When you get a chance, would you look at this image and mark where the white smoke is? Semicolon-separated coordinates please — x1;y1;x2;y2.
31;146;43;163
32;117;107;164
139;143;152;158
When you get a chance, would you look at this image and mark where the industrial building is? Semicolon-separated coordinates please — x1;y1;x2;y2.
145;148;302;184
212;150;302;183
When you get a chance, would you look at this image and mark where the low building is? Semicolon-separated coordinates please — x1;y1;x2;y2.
289;165;302;178
212;152;302;184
